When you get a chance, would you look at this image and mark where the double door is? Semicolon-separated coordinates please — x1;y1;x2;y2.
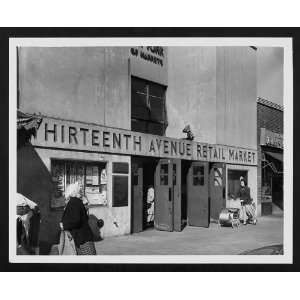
154;160;211;230
132;158;225;233
131;158;181;233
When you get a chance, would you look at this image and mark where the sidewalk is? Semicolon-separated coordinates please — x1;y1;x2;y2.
95;214;283;255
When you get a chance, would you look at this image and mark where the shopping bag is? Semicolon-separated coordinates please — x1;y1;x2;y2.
57;230;77;255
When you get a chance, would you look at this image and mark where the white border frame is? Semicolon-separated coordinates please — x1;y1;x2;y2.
9;37;293;264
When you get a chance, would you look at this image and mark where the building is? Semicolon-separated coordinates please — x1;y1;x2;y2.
257;97;283;215
17;46;258;254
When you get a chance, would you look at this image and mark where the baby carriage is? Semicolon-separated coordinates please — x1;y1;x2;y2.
218;208;241;228
218;196;257;228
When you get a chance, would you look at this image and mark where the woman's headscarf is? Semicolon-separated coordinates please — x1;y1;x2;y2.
240;176;247;186
64;182;82;202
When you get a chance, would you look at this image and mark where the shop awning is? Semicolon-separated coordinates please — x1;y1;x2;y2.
263;151;283;174
17;110;43;131
265;151;283;162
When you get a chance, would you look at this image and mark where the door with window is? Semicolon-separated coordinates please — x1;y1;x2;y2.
209;163;226;220
187;161;209;227
154;159;181;231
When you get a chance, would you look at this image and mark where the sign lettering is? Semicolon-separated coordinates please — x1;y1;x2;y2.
32;117;258;166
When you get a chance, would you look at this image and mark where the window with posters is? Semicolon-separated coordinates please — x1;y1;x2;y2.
51;159;108;208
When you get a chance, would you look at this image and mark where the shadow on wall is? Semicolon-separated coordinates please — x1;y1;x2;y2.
17;143;63;254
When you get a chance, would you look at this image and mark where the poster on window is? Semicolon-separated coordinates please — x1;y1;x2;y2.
100;168;107;184
85;186;107;206
51;160;66;208
76;163;85;191
86;165;99;186
66;163;76;185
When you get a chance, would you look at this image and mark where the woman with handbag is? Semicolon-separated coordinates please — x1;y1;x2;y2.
60;182;96;255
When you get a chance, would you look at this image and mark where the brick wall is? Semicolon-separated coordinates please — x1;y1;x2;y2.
257;100;283;213
257;102;283;135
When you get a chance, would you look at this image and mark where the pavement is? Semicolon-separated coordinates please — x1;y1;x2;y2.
95;213;283;255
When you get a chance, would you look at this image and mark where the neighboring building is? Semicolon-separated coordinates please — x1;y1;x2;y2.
17;46;257;254
257;97;283;215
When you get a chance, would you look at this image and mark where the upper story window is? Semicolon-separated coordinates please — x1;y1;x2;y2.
131;76;167;136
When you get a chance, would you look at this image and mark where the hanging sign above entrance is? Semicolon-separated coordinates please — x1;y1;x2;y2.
31;117;257;166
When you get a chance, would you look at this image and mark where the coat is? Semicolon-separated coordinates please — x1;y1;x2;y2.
237;186;252;205
62;197;94;248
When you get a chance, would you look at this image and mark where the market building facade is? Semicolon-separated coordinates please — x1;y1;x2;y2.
17;46;258;254
257;97;283;215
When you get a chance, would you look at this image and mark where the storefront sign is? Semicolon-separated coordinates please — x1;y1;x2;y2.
130;46;164;67
260;128;283;149
32;117;258;166
130;46;168;85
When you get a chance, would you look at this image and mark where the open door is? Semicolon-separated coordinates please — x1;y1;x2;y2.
131;161;143;233
209;162;226;220
187;161;209;227
154;159;181;231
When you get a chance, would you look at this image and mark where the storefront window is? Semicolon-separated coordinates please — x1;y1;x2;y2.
262;160;273;202
112;162;129;207
51;159;107;208
227;170;248;199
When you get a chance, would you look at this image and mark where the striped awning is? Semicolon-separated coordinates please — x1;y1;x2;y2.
17;110;43;131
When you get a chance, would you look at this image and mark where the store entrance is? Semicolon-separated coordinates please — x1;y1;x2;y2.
131;157;182;233
180;160;210;228
131;157;211;233
131;157;158;233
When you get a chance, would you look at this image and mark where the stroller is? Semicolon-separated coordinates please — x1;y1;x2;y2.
218;196;257;228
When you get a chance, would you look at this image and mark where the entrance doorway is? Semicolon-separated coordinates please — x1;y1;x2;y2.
131;157;211;233
181;160;210;228
131;157;158;233
154;159;181;231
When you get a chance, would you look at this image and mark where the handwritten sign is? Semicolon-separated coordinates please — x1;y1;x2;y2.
32;117;257;166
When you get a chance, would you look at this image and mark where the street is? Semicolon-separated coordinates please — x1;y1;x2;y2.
95;214;283;255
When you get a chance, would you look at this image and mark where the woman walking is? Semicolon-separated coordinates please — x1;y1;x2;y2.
61;182;96;255
237;177;257;225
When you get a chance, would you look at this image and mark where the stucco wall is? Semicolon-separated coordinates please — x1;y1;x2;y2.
166;47;217;143
166;47;256;150
216;47;257;149
18;47;130;130
17;144;131;254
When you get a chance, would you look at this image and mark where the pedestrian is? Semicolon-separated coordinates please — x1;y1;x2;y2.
16;193;40;254
146;185;155;227
61;182;96;255
237;177;257;225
